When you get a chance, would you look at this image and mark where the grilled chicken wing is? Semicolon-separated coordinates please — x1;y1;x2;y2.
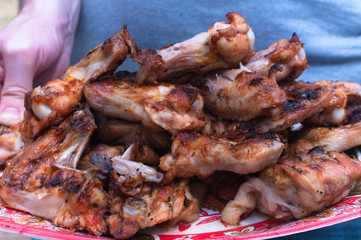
84;79;205;134
203;34;307;92
160;132;284;182
133;12;255;84
246;33;308;82
0;111;108;236
222;149;361;225
290;121;361;155
108;153;198;239
289;104;361;155
249;80;332;133
326;81;361;103
107;175;198;239
305;81;361;126
20;29;129;141
203;64;287;121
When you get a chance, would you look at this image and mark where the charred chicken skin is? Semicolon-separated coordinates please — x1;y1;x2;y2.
160;132;284;182
203;64;287;122
305;80;361;126
134;12;255;84
289;104;361;155
245;33;308;82
202;171;245;212
0;111;108;236
108;150;198;239
222;148;361;225
249;80;332;133
78;144;124;182
210;33;307;87
84;78;205;134
107;175;198;239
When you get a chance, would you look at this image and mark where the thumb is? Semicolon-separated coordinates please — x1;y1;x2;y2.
0;49;35;126
0;86;29;126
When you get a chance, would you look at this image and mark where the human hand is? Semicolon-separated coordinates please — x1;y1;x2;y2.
0;0;80;126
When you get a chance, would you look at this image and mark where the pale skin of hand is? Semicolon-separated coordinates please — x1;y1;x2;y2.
0;0;81;126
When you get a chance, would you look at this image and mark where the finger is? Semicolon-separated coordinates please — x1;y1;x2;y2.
0;45;35;126
0;54;4;89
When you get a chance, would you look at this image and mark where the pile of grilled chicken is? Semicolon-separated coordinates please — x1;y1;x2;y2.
1;12;361;239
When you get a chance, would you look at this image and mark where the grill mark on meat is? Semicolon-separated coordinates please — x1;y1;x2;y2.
249;77;263;86
283;100;303;112
269;64;282;74
348;107;361;123
49;171;63;187
180;86;197;96
244;132;277;140
293;89;320;100
261;133;277;140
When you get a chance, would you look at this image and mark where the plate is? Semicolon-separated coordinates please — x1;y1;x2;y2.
0;195;360;240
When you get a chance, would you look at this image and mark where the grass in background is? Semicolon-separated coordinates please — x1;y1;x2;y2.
0;0;19;28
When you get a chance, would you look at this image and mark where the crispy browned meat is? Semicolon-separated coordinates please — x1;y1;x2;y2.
95;114;171;152
117;140;160;166
199;35;307;123
54;178;108;236
203;193;227;212
20;29;129;141
0;111;108;236
346;104;361;123
20;79;83;141
133;12;255;84
203;64;287;121
222;149;361;225
202;113;235;136
111;155;164;196
288;104;361;155
107;172;198;239
78;144;124;181
249;81;332;133
305;81;361;126
160;132;284;182
119;26;166;84
246;33;308;82
84;79;205;134
202;171;245;212
166;185;199;227
289;122;361;155
0;124;24;165
203;171;245;202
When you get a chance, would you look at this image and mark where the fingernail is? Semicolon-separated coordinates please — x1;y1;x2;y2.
0;107;21;124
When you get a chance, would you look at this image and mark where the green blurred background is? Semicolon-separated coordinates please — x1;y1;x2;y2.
0;0;19;28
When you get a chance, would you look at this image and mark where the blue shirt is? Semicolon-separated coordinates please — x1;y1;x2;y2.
72;0;361;83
